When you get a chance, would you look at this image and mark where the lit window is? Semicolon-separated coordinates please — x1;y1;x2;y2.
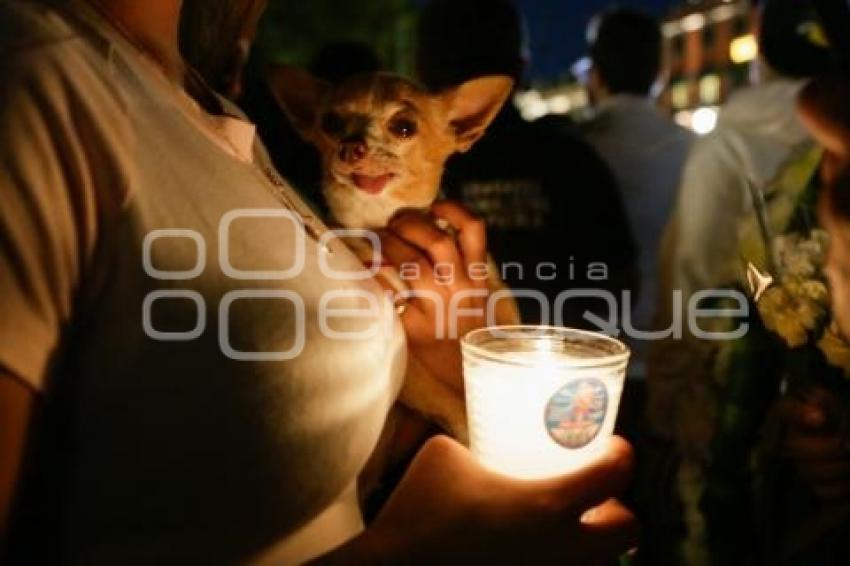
729;33;758;64
699;74;721;104
681;13;706;32
670;81;690;109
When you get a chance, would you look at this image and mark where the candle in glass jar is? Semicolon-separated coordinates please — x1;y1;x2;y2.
461;326;629;480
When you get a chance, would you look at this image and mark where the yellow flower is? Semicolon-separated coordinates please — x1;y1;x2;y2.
818;324;850;377
757;285;815;348
802;280;829;303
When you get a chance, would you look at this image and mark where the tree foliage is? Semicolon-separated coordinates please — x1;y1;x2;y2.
255;0;416;75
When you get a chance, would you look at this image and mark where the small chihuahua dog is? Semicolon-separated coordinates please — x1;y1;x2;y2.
268;67;520;442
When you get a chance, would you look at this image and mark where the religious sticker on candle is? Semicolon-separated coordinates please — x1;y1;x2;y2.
544;378;608;449
461;326;629;480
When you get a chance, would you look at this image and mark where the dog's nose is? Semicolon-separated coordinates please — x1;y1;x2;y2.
339;139;367;164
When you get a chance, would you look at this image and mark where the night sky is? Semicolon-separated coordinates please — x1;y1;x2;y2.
514;0;677;81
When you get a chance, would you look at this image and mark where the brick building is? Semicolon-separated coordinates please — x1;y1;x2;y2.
660;0;756;130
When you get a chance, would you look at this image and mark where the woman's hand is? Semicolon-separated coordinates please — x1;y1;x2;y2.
319;435;637;564
778;389;850;502
379;201;490;388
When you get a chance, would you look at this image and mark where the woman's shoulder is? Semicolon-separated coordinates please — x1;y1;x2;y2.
0;1;75;47
0;2;134;216
0;1;92;68
0;1;123;106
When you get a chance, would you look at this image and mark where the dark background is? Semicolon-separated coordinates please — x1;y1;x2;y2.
516;0;675;80
257;0;677;83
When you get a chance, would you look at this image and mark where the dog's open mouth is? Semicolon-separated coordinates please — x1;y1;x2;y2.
351;173;396;194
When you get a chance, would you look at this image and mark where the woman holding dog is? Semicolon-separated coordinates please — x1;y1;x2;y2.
0;0;636;563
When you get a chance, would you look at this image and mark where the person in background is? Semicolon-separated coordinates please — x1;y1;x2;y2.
648;0;836;562
416;0;637;328
656;0;832;320
582;7;694;384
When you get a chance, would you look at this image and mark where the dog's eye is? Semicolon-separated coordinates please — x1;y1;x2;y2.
320;112;344;137
388;116;417;139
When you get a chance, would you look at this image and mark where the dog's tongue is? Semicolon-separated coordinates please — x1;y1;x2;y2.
352;173;394;194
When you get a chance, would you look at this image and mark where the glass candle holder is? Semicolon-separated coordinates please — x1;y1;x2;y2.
461;325;630;480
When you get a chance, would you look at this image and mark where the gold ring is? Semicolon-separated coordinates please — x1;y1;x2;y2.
394;297;409;316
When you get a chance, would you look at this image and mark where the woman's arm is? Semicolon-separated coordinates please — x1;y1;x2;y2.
0;372;35;554
315;435;637;564
358;405;436;516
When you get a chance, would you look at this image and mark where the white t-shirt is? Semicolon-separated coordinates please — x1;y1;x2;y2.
0;1;405;563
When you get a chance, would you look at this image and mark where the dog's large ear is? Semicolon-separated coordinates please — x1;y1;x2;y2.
440;76;514;153
266;64;331;141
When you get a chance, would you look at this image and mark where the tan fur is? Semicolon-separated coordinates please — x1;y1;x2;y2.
268;67;520;442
